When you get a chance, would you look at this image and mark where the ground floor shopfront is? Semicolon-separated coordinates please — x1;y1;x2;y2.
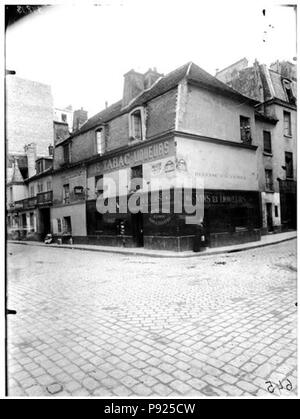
84;189;262;251
7;193;52;241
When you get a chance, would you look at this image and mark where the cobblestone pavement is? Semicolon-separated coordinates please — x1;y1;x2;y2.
7;240;297;397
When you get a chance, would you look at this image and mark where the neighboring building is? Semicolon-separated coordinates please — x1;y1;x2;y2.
216;59;297;232
7;144;54;240
52;63;262;250
54;105;73;133
5;73;80;240
6;74;54;156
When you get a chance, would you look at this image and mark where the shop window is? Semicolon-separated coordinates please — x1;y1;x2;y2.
95;128;105;155
63;184;70;204
63;143;71;164
285;152;293;179
240;116;252;144
57;218;62;233
265;169;273;191
129;108;145;141
263;131;272;153
283;111;292;136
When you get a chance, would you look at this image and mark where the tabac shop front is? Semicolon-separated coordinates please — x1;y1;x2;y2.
84;134;262;251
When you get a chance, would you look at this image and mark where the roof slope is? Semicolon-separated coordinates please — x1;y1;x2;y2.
269;69;297;102
187;62;258;104
67;61;258;141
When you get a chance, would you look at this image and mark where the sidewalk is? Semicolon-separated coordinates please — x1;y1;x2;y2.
8;230;297;258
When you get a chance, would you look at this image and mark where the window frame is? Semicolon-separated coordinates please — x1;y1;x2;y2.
95;174;104;197
265;169;274;192
63;142;72;164
239;115;252;144
30;185;35;197
57;218;62;233
283;111;292;137
95;127;105;155
263;130;272;154
37;183;43;194
130;165;143;191
282;79;295;104
285;151;293;179
63;183;70;204
129;107;146;142
46;181;52;191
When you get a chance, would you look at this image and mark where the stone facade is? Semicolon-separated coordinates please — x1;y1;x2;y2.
216;59;297;233
6;75;54;156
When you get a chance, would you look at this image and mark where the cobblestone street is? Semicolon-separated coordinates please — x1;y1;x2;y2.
7;240;297;397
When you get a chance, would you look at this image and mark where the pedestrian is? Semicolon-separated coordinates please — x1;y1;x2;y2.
193;221;206;252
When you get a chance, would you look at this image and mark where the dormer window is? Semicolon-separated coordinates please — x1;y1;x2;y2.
36;160;43;174
95;128;105;155
129;107;145;142
282;79;296;104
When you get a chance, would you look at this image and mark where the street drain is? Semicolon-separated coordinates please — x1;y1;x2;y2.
46;383;63;395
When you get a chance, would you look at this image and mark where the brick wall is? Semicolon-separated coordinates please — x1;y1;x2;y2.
146;89;177;138
6;75;54;156
106;114;129;151
54;89;177;168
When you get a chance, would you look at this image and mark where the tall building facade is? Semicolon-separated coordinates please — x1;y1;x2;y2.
51;62;264;250
6;74;54;156
216;59;297;233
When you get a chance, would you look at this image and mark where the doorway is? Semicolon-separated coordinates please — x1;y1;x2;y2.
131;212;144;247
266;203;273;232
39;208;51;239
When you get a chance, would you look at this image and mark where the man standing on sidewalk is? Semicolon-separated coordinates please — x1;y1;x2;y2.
193;220;207;252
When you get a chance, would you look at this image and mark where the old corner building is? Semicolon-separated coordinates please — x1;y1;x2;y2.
7;60;297;252
50;60;297;251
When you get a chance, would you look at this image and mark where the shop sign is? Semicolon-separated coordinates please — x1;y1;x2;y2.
89;140;173;176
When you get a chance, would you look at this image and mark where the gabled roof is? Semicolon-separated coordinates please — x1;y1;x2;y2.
61;61;258;143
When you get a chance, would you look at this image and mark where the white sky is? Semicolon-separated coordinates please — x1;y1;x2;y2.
5;0;297;117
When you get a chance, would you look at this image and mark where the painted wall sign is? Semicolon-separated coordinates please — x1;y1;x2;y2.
88;139;174;178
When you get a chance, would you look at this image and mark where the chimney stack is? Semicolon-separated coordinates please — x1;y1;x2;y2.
143;67;162;90
73;108;88;132
122;69;145;107
24;143;37;179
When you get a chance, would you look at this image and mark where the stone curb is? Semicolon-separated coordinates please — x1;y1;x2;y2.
8;234;297;259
